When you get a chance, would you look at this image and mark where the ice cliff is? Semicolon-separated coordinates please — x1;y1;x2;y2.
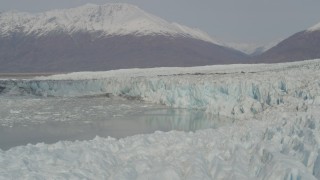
1;59;320;119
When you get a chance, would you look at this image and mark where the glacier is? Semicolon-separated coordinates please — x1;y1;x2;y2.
1;59;319;119
0;59;320;179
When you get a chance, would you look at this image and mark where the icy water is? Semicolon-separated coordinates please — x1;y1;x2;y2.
0;96;231;150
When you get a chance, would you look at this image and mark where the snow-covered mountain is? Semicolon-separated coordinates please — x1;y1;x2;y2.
0;3;216;43
0;3;248;73
253;21;320;63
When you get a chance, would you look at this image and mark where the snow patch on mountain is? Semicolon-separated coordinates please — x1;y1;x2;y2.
0;3;217;44
307;21;320;32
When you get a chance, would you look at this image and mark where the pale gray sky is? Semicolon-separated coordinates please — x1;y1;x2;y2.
1;0;320;45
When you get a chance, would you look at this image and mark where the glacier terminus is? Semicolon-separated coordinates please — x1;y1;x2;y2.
0;59;320;179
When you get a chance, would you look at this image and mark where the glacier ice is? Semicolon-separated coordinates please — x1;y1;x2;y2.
1;109;320;179
1;60;319;119
0;59;320;179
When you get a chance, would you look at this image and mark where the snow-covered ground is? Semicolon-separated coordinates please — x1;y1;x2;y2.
1;59;320;179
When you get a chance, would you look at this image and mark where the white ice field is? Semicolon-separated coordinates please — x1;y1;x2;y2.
1;59;320;179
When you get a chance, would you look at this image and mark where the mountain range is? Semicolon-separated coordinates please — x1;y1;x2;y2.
0;3;247;73
0;3;319;72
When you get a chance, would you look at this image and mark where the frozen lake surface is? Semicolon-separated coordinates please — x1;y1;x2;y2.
0;96;228;150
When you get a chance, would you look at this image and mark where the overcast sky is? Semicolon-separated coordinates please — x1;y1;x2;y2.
1;0;320;45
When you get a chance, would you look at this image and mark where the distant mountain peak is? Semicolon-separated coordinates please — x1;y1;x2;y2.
307;21;320;32
0;3;217;43
80;3;138;9
224;39;283;55
69;3;141;16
